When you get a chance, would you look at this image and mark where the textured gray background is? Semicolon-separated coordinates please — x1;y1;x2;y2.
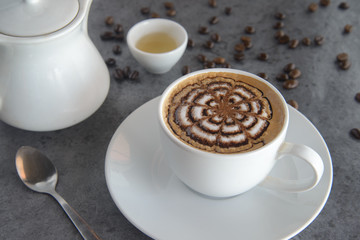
1;0;359;239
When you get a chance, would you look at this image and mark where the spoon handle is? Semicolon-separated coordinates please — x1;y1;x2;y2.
50;190;102;240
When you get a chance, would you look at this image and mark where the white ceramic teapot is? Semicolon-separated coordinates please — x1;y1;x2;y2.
0;0;110;131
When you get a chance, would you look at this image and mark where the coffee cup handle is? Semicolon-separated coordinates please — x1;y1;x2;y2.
260;142;324;192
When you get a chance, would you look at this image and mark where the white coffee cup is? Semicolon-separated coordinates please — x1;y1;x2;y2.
127;18;188;74
158;69;324;198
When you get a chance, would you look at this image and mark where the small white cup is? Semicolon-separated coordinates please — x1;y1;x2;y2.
158;69;324;198
127;18;188;74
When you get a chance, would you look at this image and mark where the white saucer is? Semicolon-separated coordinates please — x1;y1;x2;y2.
105;97;332;240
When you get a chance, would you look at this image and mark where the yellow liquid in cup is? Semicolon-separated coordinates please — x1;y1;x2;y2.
136;32;178;53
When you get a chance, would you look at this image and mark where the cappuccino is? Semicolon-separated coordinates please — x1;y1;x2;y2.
162;72;285;153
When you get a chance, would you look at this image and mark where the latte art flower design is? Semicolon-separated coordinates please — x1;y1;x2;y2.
167;76;273;153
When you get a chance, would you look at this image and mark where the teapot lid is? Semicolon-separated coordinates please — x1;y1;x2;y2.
0;0;79;37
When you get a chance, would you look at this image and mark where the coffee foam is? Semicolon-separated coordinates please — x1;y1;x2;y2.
163;72;285;154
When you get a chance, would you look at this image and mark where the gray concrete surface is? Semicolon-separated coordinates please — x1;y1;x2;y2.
1;0;359;239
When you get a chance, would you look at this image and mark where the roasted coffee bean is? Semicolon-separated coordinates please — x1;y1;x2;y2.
273;21;284;29
234;43;246;52
209;16;219;25
112;45;122;55
308;3;318;12
140;7;150;15
240;36;251;44
222;62;231;68
276;73;289;81
257;53;269;61
244;41;253;49
314;35;324;45
100;31;114;40
289;69;301;79
114;68;124;81
234;52;245;61
337;53;348;62
151;12;160;18
105;58;116;67
114;33;124;41
339;2;350;9
207;61;216;68
164;2;174;9
278;35;290;44
302;37;312;46
203;40;215;49
197;54;207;63
241;36;252;48
344;24;352;34
114;24;123;34
339;60;351;70
225;7;232;15
320;0;331;7
350;128;360;140
129;70;139;80
283;79;299;89
257;72;268;80
355;92;360;103
284;63;296;73
287;100;299;109
275;12;286;20
211;33;221;43
204;61;216;68
274;30;285;39
245;26;256;34
198;26;209;34
213;57;226;64
166;9;176;17
123;66;131;78
208;0;217;8
289;39;299;49
187;39;195;48
105;16;114;26
182;65;190;75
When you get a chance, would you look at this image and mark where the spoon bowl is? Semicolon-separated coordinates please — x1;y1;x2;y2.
15;146;102;240
16;146;58;193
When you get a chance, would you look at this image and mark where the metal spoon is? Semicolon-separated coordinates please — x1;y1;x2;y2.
15;146;102;240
